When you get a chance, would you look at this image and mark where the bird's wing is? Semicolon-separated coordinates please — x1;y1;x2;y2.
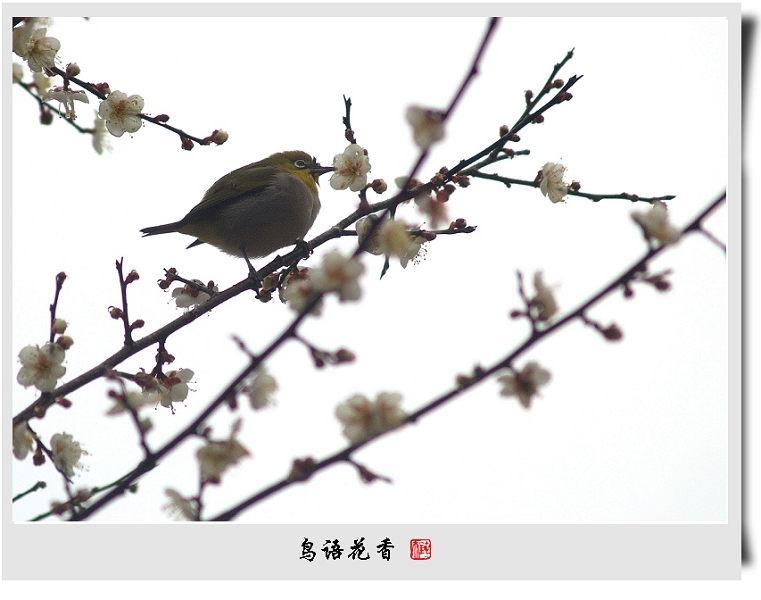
181;162;278;224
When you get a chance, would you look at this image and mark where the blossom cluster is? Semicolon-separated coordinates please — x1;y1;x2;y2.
355;216;426;269
241;367;278;410
335;392;407;444
497;361;552;409
196;420;251;484
280;250;365;314
631;201;680;246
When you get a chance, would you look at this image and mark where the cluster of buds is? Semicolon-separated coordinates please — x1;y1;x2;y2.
157;267;179;290
448;217;474;233
307;345;356;369
498;125;521;142
623;268;673;298
581;314;624;342
107;305;143;331
51;318;73;350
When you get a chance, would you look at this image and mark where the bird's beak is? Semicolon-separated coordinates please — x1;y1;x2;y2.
310;164;335;176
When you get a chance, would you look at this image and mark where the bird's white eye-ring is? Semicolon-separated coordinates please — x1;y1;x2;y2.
294;159;308;169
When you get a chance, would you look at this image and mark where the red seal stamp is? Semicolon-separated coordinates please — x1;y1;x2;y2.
410;539;431;560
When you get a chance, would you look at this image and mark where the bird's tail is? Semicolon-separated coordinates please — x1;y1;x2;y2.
140;222;182;237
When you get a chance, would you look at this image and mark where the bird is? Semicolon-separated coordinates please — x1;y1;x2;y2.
140;150;334;269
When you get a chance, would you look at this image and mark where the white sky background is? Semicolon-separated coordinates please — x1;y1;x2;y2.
10;15;729;525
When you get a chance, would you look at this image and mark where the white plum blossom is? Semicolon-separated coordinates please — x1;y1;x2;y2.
13;24;60;73
529;271;558;322
631;201;680;246
279;268;323;315
335;392;407;444
42;86;89;120
355;217;426;269
539;162;569;203
355;214;384;255
378;219;426;268
377;219;413;258
497;361;551;409
17;342;66;393
13;62;25;83
155;369;194;408
196;420;251;484
330;144;372;192
97;91;144;137
33;72;51;95
13;422;36;461
242;367;278;410
406;105;445;149
308;249;365;302
171;280;217;309
163;489;198;521
50;432;86;478
106;389;156;416
399;236;426;268
92;115;112;154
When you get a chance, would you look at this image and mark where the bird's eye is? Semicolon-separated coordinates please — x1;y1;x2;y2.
294;159;308;169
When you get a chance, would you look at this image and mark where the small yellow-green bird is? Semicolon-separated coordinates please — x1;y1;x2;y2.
141;150;333;263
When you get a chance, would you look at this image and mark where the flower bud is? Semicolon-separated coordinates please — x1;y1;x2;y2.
40;106;54;125
75;488;92;502
52;318;68;334
335;348;356;363
56;335;74;350
139;417;153;434
33;447;46;466
65;63;80;78
210;129;228;145
261;273;280;292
